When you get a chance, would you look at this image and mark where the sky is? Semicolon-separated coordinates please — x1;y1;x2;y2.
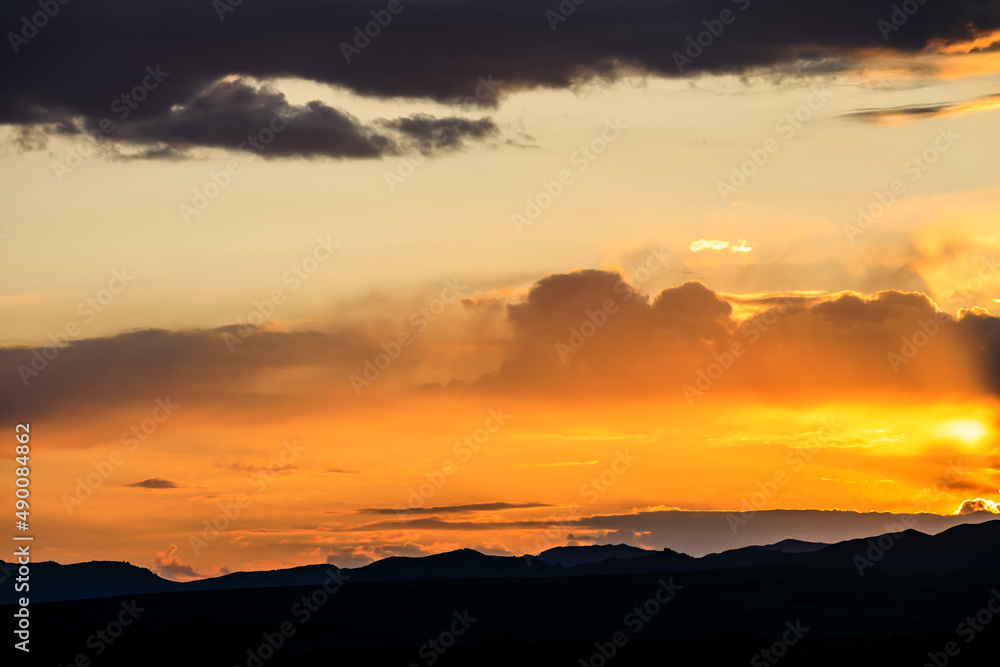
1;0;1000;579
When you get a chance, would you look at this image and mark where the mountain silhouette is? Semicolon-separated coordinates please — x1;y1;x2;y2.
4;518;996;605
536;543;653;566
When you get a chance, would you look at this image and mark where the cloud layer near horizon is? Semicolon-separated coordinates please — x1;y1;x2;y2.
3;270;1000;424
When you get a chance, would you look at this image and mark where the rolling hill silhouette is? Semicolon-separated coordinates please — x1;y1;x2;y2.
4;518;997;605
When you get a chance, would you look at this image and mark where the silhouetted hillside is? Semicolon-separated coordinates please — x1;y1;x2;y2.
537;543;653;566
4;519;997;605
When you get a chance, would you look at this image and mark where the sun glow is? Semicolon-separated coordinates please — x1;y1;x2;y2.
936;420;990;445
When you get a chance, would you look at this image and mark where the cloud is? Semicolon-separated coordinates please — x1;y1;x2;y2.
325;549;375;569
27;78;499;159
512;461;599;467
4;272;1000;424
379;114;500;154
358;502;552;515
152;544;229;581
0;326;375;424
955;497;1000;514
126;477;179;489
690;239;730;252
325;541;431;567
689;239;752;253
223;460;298;476
353;518;570;532
485;271;1000;400
845;93;1000;124
3;0;999;158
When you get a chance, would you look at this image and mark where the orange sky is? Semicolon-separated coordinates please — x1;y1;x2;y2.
2;19;1000;579
4;273;1000;577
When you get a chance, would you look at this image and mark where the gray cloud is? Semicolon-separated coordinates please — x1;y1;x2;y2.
358;502;552;515
32;78;499;159
844;93;1000;124
126;477;179;489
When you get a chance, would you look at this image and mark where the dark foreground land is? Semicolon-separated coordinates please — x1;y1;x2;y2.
12;567;1000;666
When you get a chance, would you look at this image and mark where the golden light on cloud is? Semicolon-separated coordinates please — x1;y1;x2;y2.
689;239;753;253
954;497;1000;515
931;29;1000;54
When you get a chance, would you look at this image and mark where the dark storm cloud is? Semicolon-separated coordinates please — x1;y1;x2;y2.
17;77;500;159
111;79;396;159
2;0;998;157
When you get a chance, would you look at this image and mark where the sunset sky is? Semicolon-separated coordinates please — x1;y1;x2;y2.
1;0;1000;579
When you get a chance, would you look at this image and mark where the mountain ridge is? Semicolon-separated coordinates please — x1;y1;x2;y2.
4;518;997;605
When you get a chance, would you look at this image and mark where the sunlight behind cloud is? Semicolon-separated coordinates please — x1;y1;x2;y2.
936;419;990;444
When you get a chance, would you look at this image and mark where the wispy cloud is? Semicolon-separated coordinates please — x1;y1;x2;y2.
126;477;179;489
511;461;599;468
358;502;550;515
845;93;1000;124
